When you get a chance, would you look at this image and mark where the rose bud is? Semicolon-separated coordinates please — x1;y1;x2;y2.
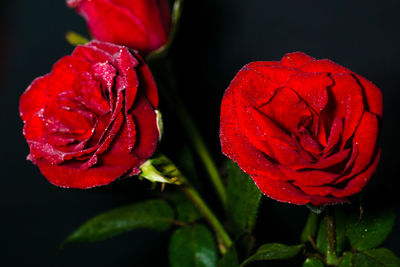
67;0;171;54
220;52;382;206
19;41;160;189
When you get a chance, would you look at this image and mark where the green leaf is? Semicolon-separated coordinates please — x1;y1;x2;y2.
301;212;318;243
338;253;353;267
169;192;201;223
346;206;395;251
226;160;262;235
338;249;400;267
316;208;347;255
169;224;218;267
240;243;304;266
360;248;400;267
352;252;382;267
64;199;174;244
218;245;239;267
65;31;89;46
303;257;325;267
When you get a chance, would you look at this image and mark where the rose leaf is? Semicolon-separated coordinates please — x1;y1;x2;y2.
346;205;395;251
240;243;304;266
169;224;218;267
338;252;353;267
218;245;239;267
343;248;400;267
63;199;174;245
226;160;262;236
168;191;202;223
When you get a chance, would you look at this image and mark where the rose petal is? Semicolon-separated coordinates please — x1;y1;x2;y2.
110;0;172;47
220;86;291;179
353;74;383;117
283;72;332;112
133;50;159;108
331;149;380;198
326;74;364;147
231;67;291;110
296;149;380;198
72;0;169;53
279;52;315;68
258;87;312;133
129;95;159;160
244;106;309;168
32;95;157;189
82;111;124;169
252;177;348;205
295;148;350;171
72;45;111;64
278;166;338;186
221;87;339;186
322;117;343;155
20;76;49;122
334;111;379;184
296;127;322;157
301;58;350;74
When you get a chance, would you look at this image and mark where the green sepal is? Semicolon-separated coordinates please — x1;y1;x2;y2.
139;155;183;185
65;31;89;46
307;204;325;214
301;212;318;243
155;110;163;141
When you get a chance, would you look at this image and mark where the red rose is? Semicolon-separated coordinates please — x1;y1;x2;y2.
19;41;160;189
67;0;171;54
220;52;382;206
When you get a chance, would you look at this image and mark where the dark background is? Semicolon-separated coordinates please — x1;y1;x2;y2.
1;0;399;266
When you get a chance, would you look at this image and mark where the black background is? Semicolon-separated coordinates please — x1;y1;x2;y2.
1;0;399;266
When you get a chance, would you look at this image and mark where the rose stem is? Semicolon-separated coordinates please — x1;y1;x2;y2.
173;95;228;207
179;178;233;254
146;0;228;208
141;155;232;253
325;207;339;265
150;63;228;209
147;0;184;61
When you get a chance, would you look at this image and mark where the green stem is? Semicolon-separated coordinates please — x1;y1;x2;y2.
152;62;228;208
145;0;227;207
175;97;228;207
180;179;232;254
147;0;184;61
140;156;232;254
325;208;339;266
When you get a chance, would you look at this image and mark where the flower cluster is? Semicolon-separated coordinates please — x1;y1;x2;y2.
17;2;394;267
20;1;382;204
